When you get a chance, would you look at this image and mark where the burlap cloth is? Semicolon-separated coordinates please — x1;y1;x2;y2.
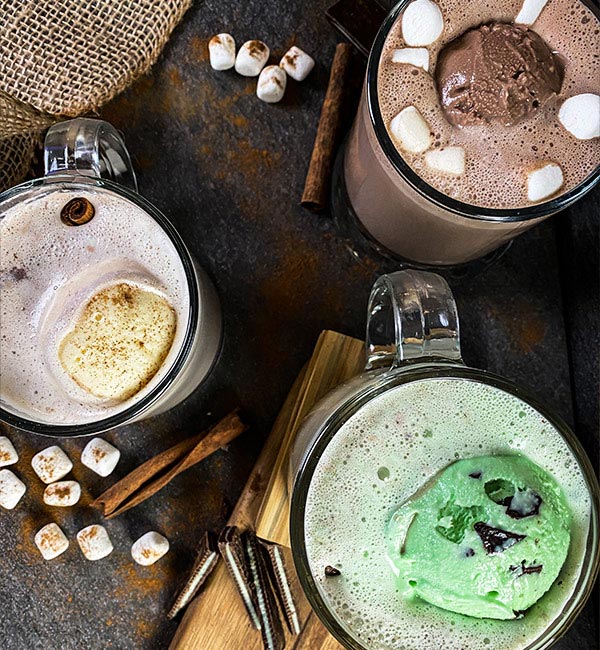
0;0;192;192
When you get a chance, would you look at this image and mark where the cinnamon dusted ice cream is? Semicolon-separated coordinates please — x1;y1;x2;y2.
436;22;564;127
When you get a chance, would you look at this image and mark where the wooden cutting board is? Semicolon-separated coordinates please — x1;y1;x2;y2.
169;330;364;650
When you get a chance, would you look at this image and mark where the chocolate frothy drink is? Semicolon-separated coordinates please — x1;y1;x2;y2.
342;0;600;264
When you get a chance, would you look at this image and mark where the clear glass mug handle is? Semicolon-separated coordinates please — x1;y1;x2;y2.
365;270;462;370
43;118;138;191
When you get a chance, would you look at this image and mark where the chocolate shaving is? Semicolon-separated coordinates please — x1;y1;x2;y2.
474;522;526;555
469;471;482;479
325;565;341;577
513;609;526;619
167;531;220;620
259;538;300;635
61;197;95;226
218;526;261;630
244;531;285;650
509;560;543;577
505;488;542;519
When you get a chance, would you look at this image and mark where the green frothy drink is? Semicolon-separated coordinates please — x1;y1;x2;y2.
303;378;591;650
387;455;571;620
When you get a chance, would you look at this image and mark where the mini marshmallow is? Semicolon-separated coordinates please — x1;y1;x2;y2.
0;469;26;509
257;65;287;103
34;523;69;560
235;40;270;77
0;436;18;467
31;446;72;484
515;0;549;25
425;146;466;176
390;106;433;154
81;438;120;477
43;480;81;507
280;46;315;81
77;524;113;561
402;0;444;47
558;94;600;141
391;47;430;72
209;33;236;71
131;531;170;566
527;162;564;202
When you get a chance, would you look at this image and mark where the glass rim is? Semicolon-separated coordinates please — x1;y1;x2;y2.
290;364;600;650
0;174;200;437
367;0;600;223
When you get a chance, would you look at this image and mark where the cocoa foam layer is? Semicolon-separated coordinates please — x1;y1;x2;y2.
304;378;592;650
378;0;600;208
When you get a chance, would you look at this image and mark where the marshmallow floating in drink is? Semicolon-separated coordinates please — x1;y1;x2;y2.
235;40;270;77
81;438;121;477
0;436;18;467
526;162;564;202
558;94;600;140
402;0;444;46
131;531;170;566
390;106;433;153
31;446;73;484
515;0;549;25
43;480;81;507
77;524;113;561
425;147;465;176
280;46;314;81
35;523;69;560
257;65;287;103
391;48;429;72
209;33;236;70
387;455;570;619
0;469;26;509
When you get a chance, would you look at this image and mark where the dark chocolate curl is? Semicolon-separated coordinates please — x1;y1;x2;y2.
474;522;526;554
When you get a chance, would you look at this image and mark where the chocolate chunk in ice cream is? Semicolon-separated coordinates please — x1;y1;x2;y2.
436;22;563;127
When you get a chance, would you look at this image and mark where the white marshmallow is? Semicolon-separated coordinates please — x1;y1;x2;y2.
31;446;72;484
558;94;600;141
0;436;18;467
77;524;113;561
280;46;315;82
515;0;549;25
34;523;69;560
131;531;170;566
257;65;287;103
425;147;466;176
0;469;26;509
402;0;444;47
209;33;236;71
235;40;270;77
390;106;433;154
527;162;564;202
43;480;81;507
391;48;430;72
81;438;120;477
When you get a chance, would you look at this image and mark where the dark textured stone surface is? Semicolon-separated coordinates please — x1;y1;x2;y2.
0;0;597;648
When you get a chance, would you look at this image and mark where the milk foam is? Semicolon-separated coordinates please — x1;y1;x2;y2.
0;185;190;424
304;378;592;650
378;0;600;208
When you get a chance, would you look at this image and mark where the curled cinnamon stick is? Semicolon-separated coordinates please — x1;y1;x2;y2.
301;43;354;212
91;410;247;518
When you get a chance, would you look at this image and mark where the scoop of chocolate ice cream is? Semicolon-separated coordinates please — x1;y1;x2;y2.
436;22;563;127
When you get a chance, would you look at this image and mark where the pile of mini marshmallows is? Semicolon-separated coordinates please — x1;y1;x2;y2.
389;0;600;203
209;35;315;103
0;436;168;565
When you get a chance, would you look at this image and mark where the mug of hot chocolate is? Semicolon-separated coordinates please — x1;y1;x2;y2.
335;0;600;265
0;118;222;436
289;270;599;649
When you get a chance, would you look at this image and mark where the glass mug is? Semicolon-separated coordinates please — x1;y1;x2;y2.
333;0;600;266
0;118;221;436
289;270;599;650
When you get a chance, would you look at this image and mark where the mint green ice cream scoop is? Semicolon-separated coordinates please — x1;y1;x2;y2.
387;455;571;620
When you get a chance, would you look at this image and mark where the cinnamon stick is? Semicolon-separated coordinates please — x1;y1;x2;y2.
91;411;247;518
301;43;354;212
